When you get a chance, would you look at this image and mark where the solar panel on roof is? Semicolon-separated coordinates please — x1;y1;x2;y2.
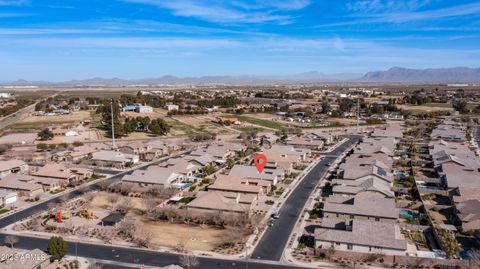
377;167;387;176
437;155;450;161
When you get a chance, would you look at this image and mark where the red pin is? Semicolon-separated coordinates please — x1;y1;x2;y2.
254;154;267;174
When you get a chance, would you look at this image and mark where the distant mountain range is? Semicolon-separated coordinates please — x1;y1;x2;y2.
362;67;480;83
1;67;479;86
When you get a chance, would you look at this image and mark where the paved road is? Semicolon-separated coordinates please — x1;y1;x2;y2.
251;136;360;261
0;234;309;269
0;102;36;130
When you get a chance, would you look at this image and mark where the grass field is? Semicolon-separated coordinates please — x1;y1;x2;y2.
171;115;234;135
236;126;266;133
227;115;284;129
9;110;92;132
398;104;454;112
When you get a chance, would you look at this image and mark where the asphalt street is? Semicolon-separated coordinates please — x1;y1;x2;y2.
251;136;359;261
0;233;313;269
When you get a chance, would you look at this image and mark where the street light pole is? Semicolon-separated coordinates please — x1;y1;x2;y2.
245;243;249;269
75;239;78;261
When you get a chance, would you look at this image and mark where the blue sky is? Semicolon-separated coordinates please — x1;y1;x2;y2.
0;0;479;80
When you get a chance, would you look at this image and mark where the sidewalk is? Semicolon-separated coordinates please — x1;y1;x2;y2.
282;138;359;267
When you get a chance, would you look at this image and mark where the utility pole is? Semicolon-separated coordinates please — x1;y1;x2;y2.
356;96;360;134
245;243;249;269
111;99;116;149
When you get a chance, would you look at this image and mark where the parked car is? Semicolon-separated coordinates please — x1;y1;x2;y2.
271;212;280;219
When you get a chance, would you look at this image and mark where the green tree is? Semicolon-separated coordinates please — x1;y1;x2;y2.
47;236;68;261
36;143;49;151
453;101;469;114
203;163;216;175
150;119;170;135
37;128;54;141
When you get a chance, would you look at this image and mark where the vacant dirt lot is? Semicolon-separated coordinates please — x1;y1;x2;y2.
137;218;228;251
172;114;234;135
398;104;454;112
90;191;147;212
90;191;228;251
21;110;92;124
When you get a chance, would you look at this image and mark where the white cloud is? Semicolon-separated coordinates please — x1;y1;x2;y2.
0;0;27;6
346;0;432;13
124;0;307;24
317;2;480;27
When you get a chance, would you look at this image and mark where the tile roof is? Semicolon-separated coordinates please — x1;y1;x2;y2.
314;218;407;250
323;192;398;219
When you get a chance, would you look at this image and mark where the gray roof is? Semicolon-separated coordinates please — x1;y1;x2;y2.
315;218;407;250
323;192;398;219
228;165;283;182
122;166;181;185
456;199;480;223
332;176;394;197
371;126;403;138
0;160;26;172
91;150;139;163
342;163;393;183
431;124;466;141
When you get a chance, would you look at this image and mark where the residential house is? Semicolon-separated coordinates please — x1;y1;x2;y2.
30;163;93;182
331;176;394;198
0;160;28;179
322;192;398;222
0;174;43;197
91;150;140;168
371;125;403;139
314;218;407;255
158;158;202;180
0;190;17;206
285;136;324;150
121;166;184;187
229;165;284;186
454;200;480;231
209;175;264;197
51;145;98;162
184;191;256;215
431;124;466;141
265;145;311;161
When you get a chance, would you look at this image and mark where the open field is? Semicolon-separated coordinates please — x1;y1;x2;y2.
91;191;147;212
8;110;92;132
226;114;284;130
21;110;92;124
90;191;227;251
398;104;454;112
137;218;228;251
172;114;234;135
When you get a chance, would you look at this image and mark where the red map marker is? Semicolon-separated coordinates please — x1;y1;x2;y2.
254;153;267;174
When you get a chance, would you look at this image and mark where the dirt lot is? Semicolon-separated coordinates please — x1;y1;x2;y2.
91;191;229;251
21;110;92;124
172;114;235;135
137;218;228;251
398;104;454;112
91;191;147;212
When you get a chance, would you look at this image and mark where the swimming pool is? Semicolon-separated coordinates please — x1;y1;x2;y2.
400;209;419;220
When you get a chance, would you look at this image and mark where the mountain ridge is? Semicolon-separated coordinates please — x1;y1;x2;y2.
1;67;479;86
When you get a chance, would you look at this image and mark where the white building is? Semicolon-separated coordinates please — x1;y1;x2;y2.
0;160;28;179
166;104;179;111
136;105;153;113
0;190;17;206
